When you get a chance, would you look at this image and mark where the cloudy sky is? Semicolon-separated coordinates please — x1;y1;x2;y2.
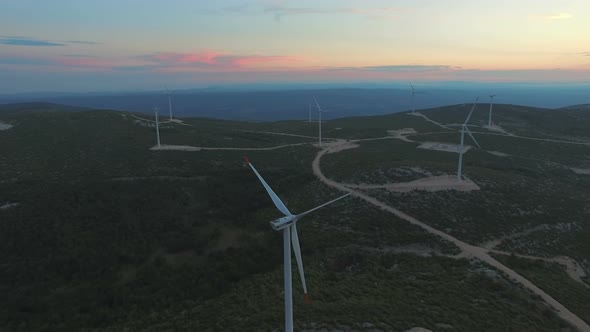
1;0;589;93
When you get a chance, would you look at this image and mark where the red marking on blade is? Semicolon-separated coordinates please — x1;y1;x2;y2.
243;156;250;164
304;293;310;304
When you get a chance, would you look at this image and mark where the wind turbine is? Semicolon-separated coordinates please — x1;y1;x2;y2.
457;98;481;181
244;157;350;332
165;87;175;121
308;103;312;122
409;82;422;113
487;94;497;127
154;107;161;149
313;97;327;146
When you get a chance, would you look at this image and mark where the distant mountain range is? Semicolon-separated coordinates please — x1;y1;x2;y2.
1;87;588;121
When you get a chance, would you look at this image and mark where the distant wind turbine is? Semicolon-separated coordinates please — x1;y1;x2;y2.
154;107;161;149
457;98;481;181
165;87;175;121
487;94;497;127
244;157;350;332
409;82;423;113
313;97;328;146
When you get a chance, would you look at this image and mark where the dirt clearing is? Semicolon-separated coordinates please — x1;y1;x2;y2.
345;175;480;192
418;141;470;154
0;122;13;130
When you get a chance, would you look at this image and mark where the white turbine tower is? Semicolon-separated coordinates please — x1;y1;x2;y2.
244;157;350;332
313;97;327;146
457;98;481;181
487;94;497;128
154;107;161;149
166;87;175;121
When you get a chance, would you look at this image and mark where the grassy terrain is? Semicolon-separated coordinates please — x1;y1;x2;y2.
420;103;590;142
182;111;447;140
107;254;569;332
1;103;589;330
409;131;590;168
318;111;590;277
493;254;590;325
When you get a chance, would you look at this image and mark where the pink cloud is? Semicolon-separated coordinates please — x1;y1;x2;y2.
142;51;304;72
149;51;222;65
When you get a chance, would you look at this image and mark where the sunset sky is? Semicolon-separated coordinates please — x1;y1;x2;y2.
1;0;589;93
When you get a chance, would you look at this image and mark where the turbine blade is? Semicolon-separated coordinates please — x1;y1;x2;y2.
296;193;351;219
244;157;292;216
465;126;481;149
463;97;480;125
290;223;309;303
313;97;322;112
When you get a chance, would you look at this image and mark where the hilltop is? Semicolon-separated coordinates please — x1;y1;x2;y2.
0;102;589;331
0;102;90;114
2;86;588;121
562;104;590;111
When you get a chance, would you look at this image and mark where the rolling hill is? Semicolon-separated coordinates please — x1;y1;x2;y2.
0;102;589;331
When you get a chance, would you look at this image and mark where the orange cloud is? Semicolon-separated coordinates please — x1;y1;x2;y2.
532;12;573;20
149;51;222;65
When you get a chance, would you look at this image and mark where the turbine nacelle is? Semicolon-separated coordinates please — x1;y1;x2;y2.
271;215;297;231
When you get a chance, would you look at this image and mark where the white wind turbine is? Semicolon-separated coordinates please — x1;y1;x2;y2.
487;94;497;128
409;82;423;113
244;157;350;332
313;97;330;146
457;98;481;181
154;107;161;149
166;87;175;121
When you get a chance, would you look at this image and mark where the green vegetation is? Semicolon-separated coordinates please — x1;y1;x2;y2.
321;139;455;184
409;131;590;168
493;254;590;325
319;119;590;270
1;102;589;330
421;103;590;142
108;254;570;332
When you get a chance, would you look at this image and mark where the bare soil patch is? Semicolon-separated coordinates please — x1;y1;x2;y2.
418;141;470;154
0;202;19;210
571;168;590;175
326;142;359;154
151;145;201;151
387;128;417;136
485;124;512;135
0;122;13;130
346;175;480;192
488;151;509;157
405;328;433;332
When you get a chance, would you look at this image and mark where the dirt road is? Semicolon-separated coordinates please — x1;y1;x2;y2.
312;141;590;332
151;142;310;152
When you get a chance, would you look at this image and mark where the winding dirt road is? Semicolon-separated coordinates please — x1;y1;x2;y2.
312;140;590;332
151;142;311;152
